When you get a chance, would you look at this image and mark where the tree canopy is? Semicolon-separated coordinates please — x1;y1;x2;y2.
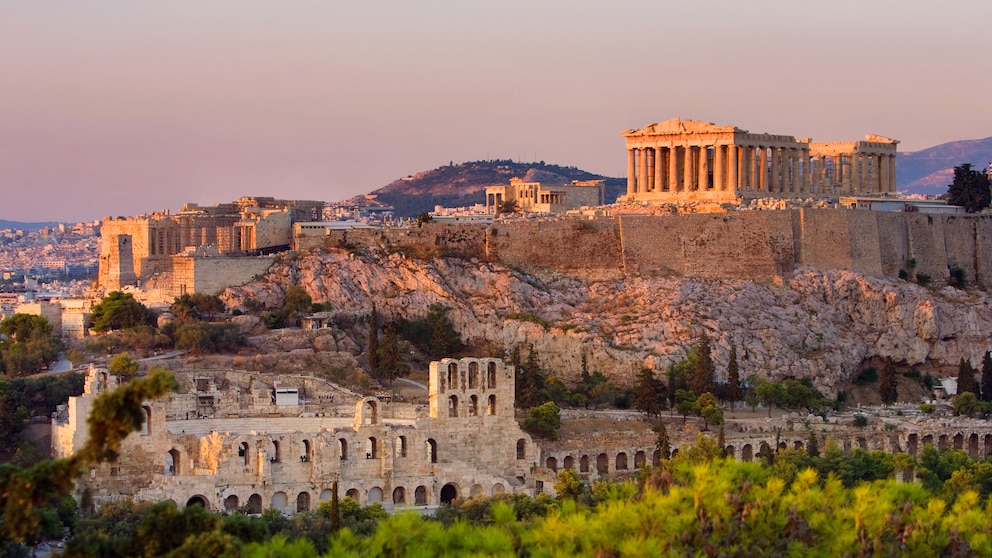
946;163;992;213
0;314;63;377
89;292;152;332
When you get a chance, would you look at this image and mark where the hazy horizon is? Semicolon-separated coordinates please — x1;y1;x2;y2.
3;2;991;222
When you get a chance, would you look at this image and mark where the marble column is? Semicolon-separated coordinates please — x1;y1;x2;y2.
787;149;797;193
800;149;810;194
627;149;635;196
746;146;756;191
683;145;694;192
637;148;648;193
646;147;655;192
758;147;768;192
770;147;780;193
699;146;710;190
712;145;723;191
654;147;665;192
728;145;738;193
669;146;679;192
879;153;890;196
888;154;897;193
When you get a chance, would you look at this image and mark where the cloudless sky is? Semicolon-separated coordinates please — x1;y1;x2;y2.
2;1;990;222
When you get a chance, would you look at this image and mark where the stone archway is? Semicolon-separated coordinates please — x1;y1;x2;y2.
186;495;208;508
224;495;239;511
440;483;458;505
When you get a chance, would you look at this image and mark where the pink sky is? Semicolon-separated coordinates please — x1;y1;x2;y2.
2;1;991;222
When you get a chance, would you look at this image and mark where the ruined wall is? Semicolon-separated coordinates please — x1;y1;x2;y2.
171;255;278;297
488;219;621;279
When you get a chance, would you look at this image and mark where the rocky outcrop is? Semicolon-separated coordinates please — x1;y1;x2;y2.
221;248;992;396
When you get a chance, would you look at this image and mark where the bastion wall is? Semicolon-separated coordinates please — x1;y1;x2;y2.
303;211;992;289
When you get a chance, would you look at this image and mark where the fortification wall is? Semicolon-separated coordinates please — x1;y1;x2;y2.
172;256;278;297
299;211;992;289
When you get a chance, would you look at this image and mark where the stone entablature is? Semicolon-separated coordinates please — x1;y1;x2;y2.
621;118;898;204
54;358;540;514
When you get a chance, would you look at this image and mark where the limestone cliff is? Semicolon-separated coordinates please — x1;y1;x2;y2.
221;247;992;397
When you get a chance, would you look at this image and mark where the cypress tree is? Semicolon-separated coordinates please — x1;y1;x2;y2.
980;351;992;402
727;344;741;409
956;358;977;396
689;334;715;396
367;305;379;373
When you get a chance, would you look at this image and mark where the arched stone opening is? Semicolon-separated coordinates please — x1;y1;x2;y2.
487;395;496;415
967;433;979;458
415;486;428;506
725;445;736;458
793;440;803;450
546;457;557;472
345;488;360;501
469;361;479;389
469;395;478;416
938;435;949;451
564;455;575;470
393;487;406;505
186;495;208;508
580;455;590;472
487;362;497;388
358;398;379;425
516;439;526;460
271;492;288;511
239;442;249;466
247;494;262;514
778;441;788;451
616;453;628;470
907;433;919;456
670;448;679;458
397;435;408;458
166;449;180;476
297;492;311;512
596;453;608;474
367;437;378;459
922;434;934;448
302;440;312;462
984;434;992;457
319;489;332;502
634;451;646;468
741;444;753;461
339;438;348;460
141;406;152;436
224;495;239;511
447;363;458;390
427;439;438;463
368;487;383;504
652;449;661;466
492;483;505;495
470;484;484;498
270;440;281;463
952;433;964;451
448;395;459;417
440;483;458;505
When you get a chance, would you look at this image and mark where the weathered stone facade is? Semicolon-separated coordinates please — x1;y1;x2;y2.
484;178;605;214
53;358;541;513
622;118;898;204
98;197;322;291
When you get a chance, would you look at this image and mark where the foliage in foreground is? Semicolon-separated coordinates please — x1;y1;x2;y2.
59;437;992;557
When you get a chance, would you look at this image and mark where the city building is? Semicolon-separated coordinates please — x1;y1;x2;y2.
485;178;605;215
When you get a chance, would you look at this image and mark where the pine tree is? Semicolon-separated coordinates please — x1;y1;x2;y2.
879;356;898;404
980;351;992;403
376;323;409;385
633;368;665;416
806;431;820;457
956;358;977;396
689;334;715;396
367;305;380;373
727;344;741;409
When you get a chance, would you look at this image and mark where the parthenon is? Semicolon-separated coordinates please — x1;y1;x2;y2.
621;118;898;204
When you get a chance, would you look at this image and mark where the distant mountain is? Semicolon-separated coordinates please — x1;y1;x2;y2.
369;160;625;217
0;220;59;232
898;137;992;196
